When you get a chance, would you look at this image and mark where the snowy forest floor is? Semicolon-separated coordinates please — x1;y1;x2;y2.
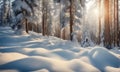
0;27;120;72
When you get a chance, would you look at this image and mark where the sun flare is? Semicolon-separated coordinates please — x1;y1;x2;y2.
94;7;99;16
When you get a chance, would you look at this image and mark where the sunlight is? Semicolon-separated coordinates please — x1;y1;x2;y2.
94;7;99;16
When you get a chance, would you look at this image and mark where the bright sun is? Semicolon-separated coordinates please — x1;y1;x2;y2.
86;0;100;16
94;7;99;16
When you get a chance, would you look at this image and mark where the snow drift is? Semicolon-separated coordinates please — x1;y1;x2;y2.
0;27;120;72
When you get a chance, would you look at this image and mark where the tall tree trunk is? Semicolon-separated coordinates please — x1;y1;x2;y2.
98;0;101;44
114;0;119;46
109;0;112;47
116;0;119;46
42;0;48;36
113;0;116;46
104;0;111;48
42;0;45;36
45;0;48;36
118;0;120;46
70;0;74;41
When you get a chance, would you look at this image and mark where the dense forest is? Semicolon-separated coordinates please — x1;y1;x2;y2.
0;0;120;48
0;0;120;72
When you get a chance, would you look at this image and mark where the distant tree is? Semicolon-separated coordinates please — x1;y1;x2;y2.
42;0;48;36
12;0;37;34
0;0;10;26
0;0;3;25
42;0;45;36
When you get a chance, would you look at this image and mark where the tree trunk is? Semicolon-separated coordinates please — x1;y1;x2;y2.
42;0;45;36
70;0;74;41
116;0;119;46
25;18;28;33
114;0;119;46
104;0;111;48
98;0;101;44
42;0;48;36
109;0;112;47
3;0;7;26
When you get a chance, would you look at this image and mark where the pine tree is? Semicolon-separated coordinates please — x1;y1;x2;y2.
104;0;111;48
12;0;36;34
1;0;10;26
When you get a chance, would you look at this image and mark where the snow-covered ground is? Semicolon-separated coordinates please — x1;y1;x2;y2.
0;27;120;72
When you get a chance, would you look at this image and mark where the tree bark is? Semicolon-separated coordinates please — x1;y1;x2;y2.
42;0;45;36
104;0;111;48
116;0;119;46
98;0;101;44
70;0;74;41
25;18;28;33
114;0;119;46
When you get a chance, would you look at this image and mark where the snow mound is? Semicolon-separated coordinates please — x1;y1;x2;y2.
88;47;120;72
0;52;28;65
52;49;76;60
105;66;120;72
0;56;69;72
0;47;119;72
69;59;100;72
0;27;120;72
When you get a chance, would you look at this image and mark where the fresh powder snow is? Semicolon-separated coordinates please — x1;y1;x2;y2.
0;27;120;72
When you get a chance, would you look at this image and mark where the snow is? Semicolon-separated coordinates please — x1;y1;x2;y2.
0;52;28;65
0;27;120;72
13;0;32;14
